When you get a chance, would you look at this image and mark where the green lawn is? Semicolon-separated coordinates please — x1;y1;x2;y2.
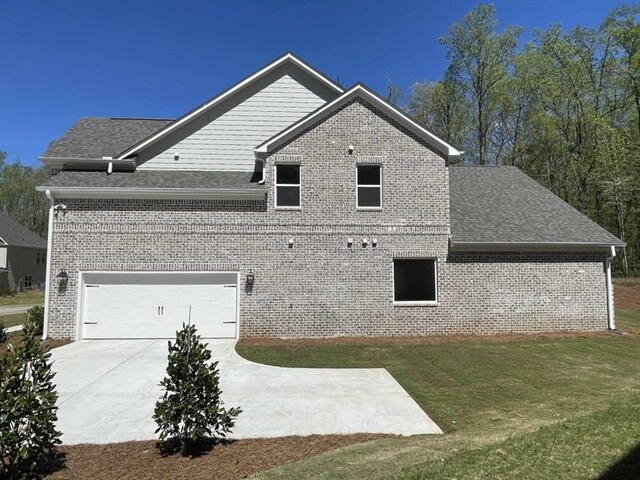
617;309;640;333
0;312;26;328
238;319;640;479
400;395;640;480
0;290;44;306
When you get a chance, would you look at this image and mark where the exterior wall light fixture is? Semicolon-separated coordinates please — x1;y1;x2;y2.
348;144;354;154
246;270;255;288
56;270;69;287
347;237;354;247
372;238;378;247
288;238;295;248
362;238;369;247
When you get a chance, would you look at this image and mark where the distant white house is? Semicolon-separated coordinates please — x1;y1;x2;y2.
0;212;47;292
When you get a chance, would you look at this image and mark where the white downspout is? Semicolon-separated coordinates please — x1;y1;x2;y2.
258;160;266;185
606;245;616;331
42;190;55;340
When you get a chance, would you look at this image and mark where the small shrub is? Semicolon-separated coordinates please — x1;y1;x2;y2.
0;287;14;297
0;320;6;343
27;305;44;336
0;315;62;478
154;323;241;456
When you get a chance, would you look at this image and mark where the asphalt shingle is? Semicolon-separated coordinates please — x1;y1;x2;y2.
0;212;46;249
41;118;174;159
449;166;623;246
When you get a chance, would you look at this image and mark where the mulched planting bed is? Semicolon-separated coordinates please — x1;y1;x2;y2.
46;434;386;480
239;330;615;348
614;283;640;310
0;332;71;357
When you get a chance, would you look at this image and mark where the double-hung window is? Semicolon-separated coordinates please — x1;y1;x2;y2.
357;165;382;209
275;164;301;208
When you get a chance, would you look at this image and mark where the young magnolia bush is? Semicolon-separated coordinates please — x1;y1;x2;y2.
0;316;61;479
154;323;241;455
26;305;45;336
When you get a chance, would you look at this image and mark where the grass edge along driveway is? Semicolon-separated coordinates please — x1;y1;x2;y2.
238;319;640;479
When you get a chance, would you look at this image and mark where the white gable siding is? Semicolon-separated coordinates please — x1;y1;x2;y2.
137;64;338;172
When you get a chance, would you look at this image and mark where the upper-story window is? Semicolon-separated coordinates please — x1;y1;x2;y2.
356;165;382;209
275;164;301;209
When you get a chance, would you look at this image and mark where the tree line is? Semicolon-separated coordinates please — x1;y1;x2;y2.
404;4;640;275
0;152;49;239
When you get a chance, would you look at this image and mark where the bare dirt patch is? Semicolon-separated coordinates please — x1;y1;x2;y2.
614;283;640;310
46;434;386;480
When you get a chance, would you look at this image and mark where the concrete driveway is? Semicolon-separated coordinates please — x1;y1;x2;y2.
50;340;442;445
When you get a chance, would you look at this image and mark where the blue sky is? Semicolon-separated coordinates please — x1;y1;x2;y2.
1;0;620;167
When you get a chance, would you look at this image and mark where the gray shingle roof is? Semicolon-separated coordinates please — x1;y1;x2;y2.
0;212;46;249
39;165;621;248
42;118;174;159
41;170;263;190
449;166;623;246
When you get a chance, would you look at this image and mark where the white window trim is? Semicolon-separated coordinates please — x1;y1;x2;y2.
356;165;382;210
392;258;438;306
274;164;302;210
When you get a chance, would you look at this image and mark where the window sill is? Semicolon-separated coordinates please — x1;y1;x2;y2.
393;301;438;307
356;207;383;211
275;206;302;211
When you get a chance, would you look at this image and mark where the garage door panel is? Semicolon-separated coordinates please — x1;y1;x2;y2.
82;273;237;339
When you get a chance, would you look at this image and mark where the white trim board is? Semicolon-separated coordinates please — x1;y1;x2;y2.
35;186;266;201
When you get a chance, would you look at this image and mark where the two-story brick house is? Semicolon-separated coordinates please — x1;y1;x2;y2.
38;53;624;340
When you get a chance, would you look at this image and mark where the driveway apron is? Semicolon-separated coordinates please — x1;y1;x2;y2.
50;340;442;444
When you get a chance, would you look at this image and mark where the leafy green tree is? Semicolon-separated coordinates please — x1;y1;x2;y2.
408;65;470;159
154;323;241;456
0;316;61;479
440;4;522;164
0;153;49;238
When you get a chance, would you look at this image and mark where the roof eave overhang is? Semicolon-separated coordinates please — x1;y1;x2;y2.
4;244;47;250
39;156;137;171
114;53;344;161
35;186;266;201
449;239;626;252
254;84;463;159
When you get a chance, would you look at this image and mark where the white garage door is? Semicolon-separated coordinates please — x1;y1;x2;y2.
81;272;237;339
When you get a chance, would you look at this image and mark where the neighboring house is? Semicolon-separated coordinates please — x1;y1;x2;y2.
0;212;47;292
37;53;624;340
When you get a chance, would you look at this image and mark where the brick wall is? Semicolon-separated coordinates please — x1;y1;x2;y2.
46;98;610;338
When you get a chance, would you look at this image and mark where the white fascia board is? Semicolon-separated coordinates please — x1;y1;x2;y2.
35;186;266;201
449;239;624;251
255;84;462;158
114;53;344;161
